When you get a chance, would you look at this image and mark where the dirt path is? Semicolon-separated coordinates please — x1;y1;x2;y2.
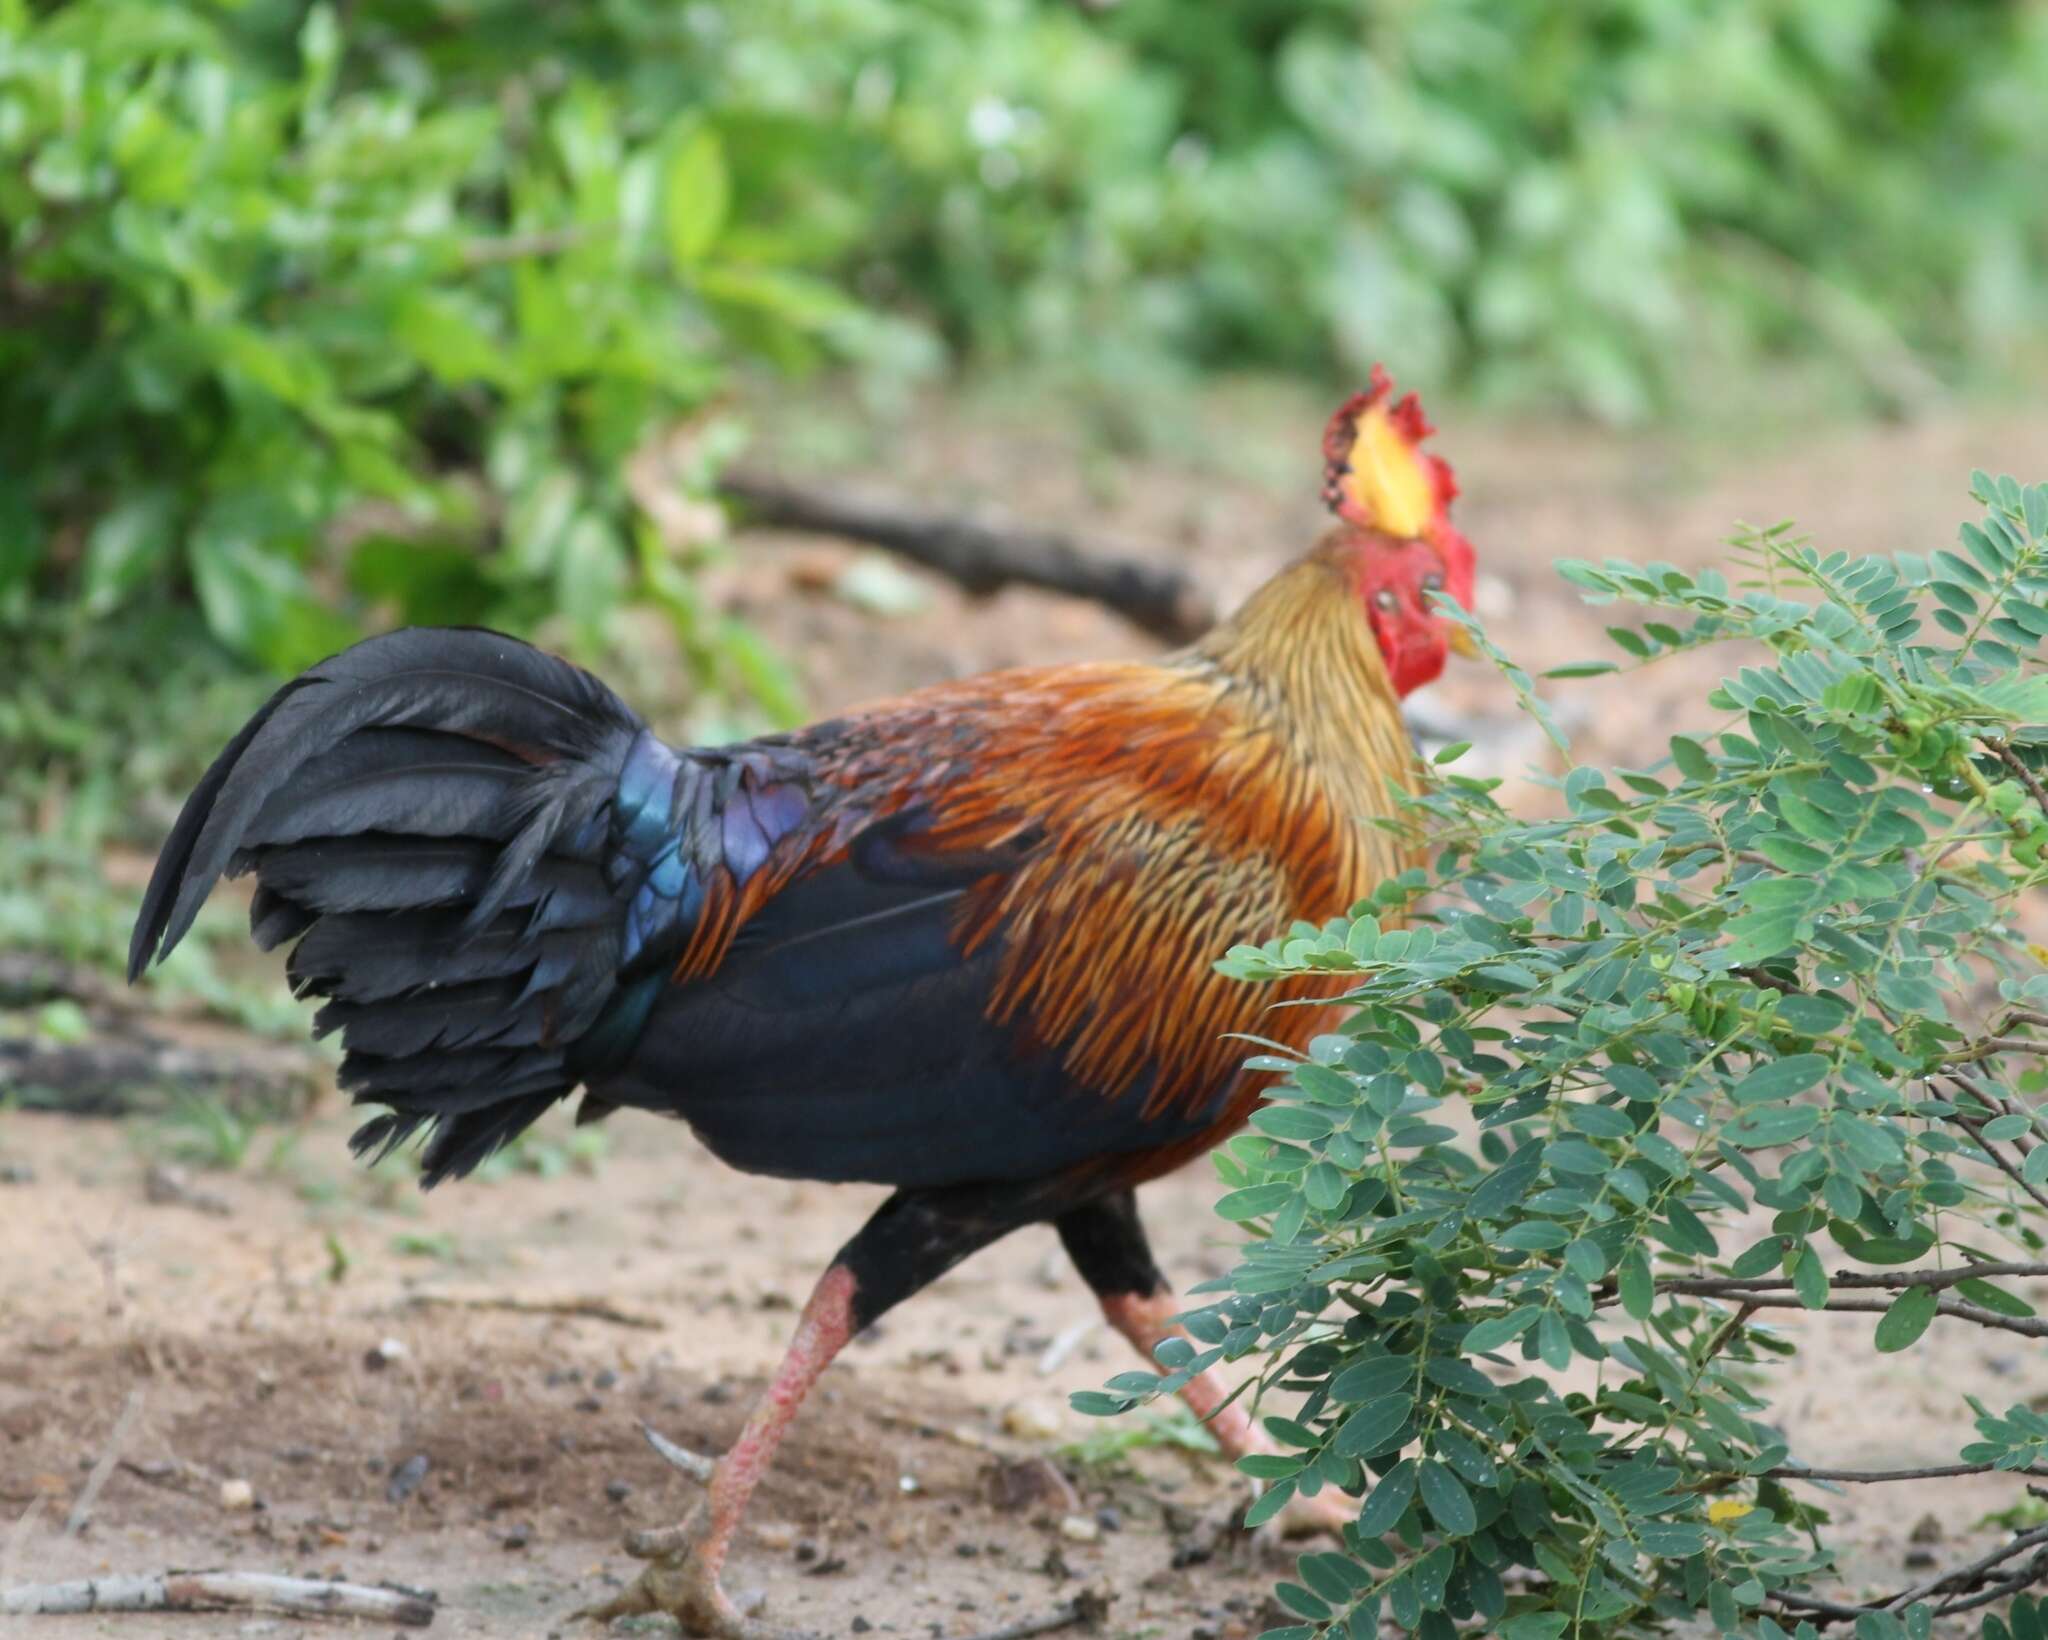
5;387;2047;1635
2;1099;2042;1637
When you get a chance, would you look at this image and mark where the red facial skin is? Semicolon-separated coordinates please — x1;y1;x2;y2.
1358;528;1478;695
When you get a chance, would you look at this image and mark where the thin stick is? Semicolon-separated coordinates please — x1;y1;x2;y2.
1654;1259;2048;1294
65;1391;141;1537
1768;1460;2048;1483
1037;1320;1097;1378
1983;736;2048;823
400;1293;663;1330
951;1589;1111;1640
1949;1110;2048;1215
1645;1289;2048;1338
0;1571;435;1625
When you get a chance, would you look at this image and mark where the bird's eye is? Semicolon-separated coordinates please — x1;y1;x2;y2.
1421;572;1444;593
1373;588;1400;613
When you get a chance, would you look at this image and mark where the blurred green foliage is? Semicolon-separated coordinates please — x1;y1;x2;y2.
3;0;2044;675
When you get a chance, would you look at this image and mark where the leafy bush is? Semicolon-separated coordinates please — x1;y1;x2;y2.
1083;476;2048;1635
0;0;904;690
6;0;2047;684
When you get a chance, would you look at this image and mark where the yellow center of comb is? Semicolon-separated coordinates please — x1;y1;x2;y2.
1344;403;1435;539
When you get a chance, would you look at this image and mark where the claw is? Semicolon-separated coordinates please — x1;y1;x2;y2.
640;1419;718;1484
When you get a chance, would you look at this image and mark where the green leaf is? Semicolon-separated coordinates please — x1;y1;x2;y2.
1216;1183;1295;1222
82;490;177;613
1729;1055;1830;1106
1792;1246;1830;1310
1723;908;1802;966
664;125;730;269
1727;1104;1822;1148
1873;1285;1938;1353
1357;1459;1418;1535
1254;1105;1336;1142
1956;1278;2036;1318
1670;736;1715;781
1417;1459;1478;1535
1331;1393;1415;1459
1617;1247;1654;1319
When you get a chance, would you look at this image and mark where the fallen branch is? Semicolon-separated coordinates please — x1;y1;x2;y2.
0;1030;316;1121
0;1570;435;1626
719;469;1214;645
399;1293;664;1331
0;952;118;1010
951;1588;1112;1640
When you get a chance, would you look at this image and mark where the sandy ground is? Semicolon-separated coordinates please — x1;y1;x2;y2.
5;383;2048;1636
1;1102;2043;1639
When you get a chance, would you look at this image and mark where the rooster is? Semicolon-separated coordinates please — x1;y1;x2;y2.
130;371;1478;1637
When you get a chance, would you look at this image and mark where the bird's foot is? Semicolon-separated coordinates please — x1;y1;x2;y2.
574;1424;815;1640
1271;1482;1356;1539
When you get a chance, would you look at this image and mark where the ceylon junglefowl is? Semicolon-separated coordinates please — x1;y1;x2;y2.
129;369;1478;1638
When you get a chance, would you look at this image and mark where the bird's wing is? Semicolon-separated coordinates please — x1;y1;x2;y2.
593;663;1368;1192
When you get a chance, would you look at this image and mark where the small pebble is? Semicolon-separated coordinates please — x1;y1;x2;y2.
219;1478;255;1511
850;1619;871;1634
363;1338;407;1372
575;1396;603;1413
1095;1506;1122;1533
1057;1513;1099;1544
953;1542;979;1558
385;1454;429;1504
604;1479;633;1504
502;1523;532;1550
593;1369;618;1390
1000;1400;1062;1442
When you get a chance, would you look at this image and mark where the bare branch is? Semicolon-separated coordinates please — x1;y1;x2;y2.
1768;1524;2048;1627
1595;1266;2048;1337
719;469;1215;644
1983;735;2048;824
1768;1460;2048;1483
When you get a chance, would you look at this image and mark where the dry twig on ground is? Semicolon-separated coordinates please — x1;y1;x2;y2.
0;1570;436;1625
399;1292;665;1330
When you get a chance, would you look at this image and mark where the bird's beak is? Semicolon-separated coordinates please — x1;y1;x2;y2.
1446;624;1481;660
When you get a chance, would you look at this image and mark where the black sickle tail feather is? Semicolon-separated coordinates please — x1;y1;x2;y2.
128;628;651;1185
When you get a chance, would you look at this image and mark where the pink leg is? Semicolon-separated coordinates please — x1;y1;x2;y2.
1098;1289;1263;1455
1098;1289;1353;1537
583;1264;856;1638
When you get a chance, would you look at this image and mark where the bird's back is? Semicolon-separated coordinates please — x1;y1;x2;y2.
594;649;1417;1193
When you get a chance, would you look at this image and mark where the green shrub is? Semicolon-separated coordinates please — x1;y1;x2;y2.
1083;475;2048;1635
0;0;904;691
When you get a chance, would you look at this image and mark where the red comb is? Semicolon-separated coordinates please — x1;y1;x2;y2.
1321;365;1458;533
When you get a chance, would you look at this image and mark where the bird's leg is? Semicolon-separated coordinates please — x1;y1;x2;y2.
1056;1191;1355;1540
580;1263;855;1639
585;1189;1025;1638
